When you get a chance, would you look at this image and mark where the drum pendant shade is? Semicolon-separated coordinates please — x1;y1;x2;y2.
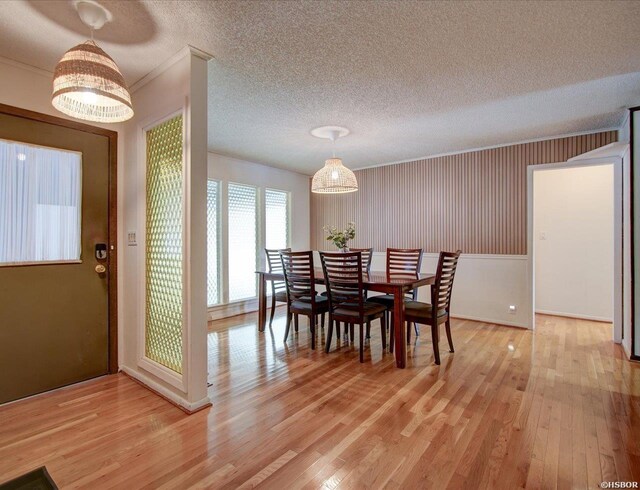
311;158;358;194
52;40;133;123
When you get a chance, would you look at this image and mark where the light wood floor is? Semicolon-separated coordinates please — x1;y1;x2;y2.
0;312;638;489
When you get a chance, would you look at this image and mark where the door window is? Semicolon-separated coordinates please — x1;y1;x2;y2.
0;139;82;265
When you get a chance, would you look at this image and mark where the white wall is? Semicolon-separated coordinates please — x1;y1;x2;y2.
533;164;614;321
618;110;630;143
312;251;530;328
208;152;310;253
120;48;210;411
384;253;530;328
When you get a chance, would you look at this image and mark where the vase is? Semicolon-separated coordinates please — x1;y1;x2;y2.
340;246;350;253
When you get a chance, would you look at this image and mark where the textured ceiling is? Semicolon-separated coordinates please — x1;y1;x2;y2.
1;1;639;174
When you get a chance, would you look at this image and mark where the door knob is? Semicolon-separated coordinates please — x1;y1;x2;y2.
95;264;106;274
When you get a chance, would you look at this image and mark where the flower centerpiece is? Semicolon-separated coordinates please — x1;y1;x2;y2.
323;222;356;252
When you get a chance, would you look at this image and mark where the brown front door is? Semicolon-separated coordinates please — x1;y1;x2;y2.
0;105;117;404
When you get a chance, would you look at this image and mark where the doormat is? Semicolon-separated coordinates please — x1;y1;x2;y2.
0;467;58;489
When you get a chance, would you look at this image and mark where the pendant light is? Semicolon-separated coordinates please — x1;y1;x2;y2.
311;126;358;194
52;0;133;123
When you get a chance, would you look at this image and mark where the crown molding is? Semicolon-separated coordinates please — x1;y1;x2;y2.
0;55;52;77
351;127;620;171
130;45;214;94
186;44;214;62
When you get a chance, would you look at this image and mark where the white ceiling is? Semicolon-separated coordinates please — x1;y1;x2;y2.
1;1;639;174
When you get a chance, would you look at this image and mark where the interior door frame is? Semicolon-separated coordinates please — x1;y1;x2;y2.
526;158;623;343
0;103;118;374
630;106;640;361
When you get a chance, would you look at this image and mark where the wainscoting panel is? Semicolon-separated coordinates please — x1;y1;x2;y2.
310;131;617;255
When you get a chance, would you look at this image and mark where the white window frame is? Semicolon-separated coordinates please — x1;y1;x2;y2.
206;178;222;307
210;184;291;309
137;107;188;392
225;181;259;304
264;187;292;252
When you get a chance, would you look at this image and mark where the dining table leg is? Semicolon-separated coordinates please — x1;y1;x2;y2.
258;273;267;332
393;286;407;368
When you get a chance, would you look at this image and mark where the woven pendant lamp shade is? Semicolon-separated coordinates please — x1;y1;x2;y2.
311;157;358;194
52;40;133;123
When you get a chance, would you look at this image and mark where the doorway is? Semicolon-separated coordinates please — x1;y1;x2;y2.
528;160;621;335
0;104;117;404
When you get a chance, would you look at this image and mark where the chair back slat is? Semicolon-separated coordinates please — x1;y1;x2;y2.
386;248;423;274
349;247;373;273
280;250;317;304
387;248;423;298
265;248;290;293
319;251;364;314
432;250;461;312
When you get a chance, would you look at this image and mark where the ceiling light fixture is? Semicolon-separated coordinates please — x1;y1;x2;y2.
51;0;133;123
310;126;358;194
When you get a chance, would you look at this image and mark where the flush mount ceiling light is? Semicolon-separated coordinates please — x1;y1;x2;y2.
310;126;358;194
51;0;133;123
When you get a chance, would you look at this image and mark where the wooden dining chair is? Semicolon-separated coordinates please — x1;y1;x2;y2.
280;250;329;349
265;248;291;328
349;247;373;273
368;248;423;339
403;250;461;364
319;251;387;362
321;247;373;332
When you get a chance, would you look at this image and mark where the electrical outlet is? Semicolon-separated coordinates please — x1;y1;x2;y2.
127;232;137;246
509;305;517;314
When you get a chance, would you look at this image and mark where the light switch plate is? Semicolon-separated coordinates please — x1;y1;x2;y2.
127;232;137;246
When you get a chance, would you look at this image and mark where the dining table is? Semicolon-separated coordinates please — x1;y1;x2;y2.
255;268;436;368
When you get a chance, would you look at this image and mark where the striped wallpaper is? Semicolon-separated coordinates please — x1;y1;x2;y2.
310;131;617;255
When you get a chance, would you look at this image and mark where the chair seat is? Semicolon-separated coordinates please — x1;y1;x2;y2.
332;301;387;319
367;294;394;307
274;290;288;303
368;293;413;308
290;296;329;314
321;290;365;301
404;301;447;320
297;295;328;303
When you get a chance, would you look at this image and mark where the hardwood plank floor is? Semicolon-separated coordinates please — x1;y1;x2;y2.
0;312;638;489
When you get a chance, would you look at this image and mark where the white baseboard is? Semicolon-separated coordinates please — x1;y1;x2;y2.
120;366;211;414
208;298;259;321
450;314;528;329
622;340;632;360
535;309;612;323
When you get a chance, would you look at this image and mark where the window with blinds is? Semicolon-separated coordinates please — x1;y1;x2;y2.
207;180;220;306
265;189;290;250
228;183;257;301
